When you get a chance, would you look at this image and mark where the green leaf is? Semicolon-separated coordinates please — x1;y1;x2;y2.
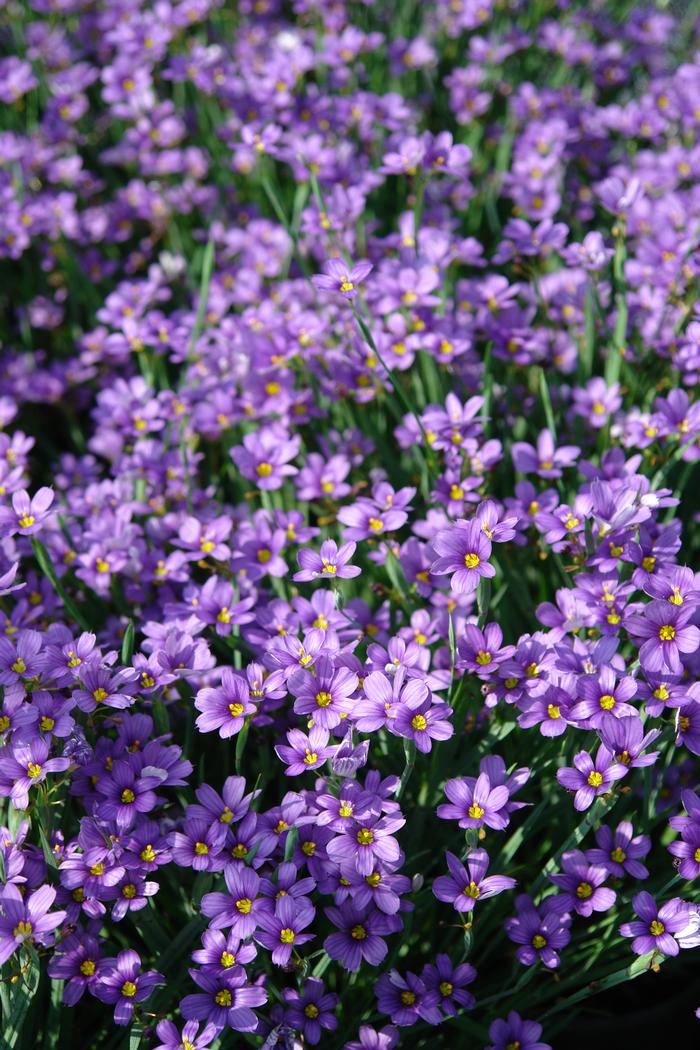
31;538;90;631
4;952;41;1049
120;619;135;665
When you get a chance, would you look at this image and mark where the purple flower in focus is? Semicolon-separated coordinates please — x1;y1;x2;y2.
620;892;690;956
93;949;164;1026
0;487;54;537
504;894;572;969
420;953;476;1015
294;539;361;582
433;849;516;913
486;1011;551;1050
375;969;441;1027
280;977;338;1045
556;746;627;811
430;519;495;593
312;258;372;300
547;850;616;918
586;820;651;879
0;883;65;965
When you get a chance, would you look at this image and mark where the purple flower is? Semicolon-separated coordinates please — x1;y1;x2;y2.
392;693;453;753
0;883;65;965
294;539;361;582
0;738;70;810
312;257;372;300
47;932;105;1005
586;820;651;879
255;894;315;965
343;1025;399;1050
201;863;271;936
0;487;54;537
626;601;700;674
430;519;495;593
337;500;408;541
556;746;627;811
620;892;690;956
180;967;267;1031
289;655;359;730
326;814;405;876
486;1011;551;1050
93;949;164;1026
547;851;616;917
375;970;441;1027
420;953;476;1015
95;758;165;831
324;902;400;972
669;790;700;879
512;429;580;478
433;849;516;912
280;977;338;1045
505;894;572;969
231;427;299;490
154;1020;218;1050
275;726;335;775
437;772;511;830
195;669;256;738
598;713;661;769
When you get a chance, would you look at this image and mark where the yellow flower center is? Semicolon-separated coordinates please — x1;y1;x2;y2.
140;845;156;862
649;920;665;936
642;556;656;571
464;552;480;569
40;716;55;732
587;771;603;787
221;951;236;968
357;828;374;845
122;883;137;899
400;991;416;1006
257;548;272;564
228;703;244;718
526;662;539;677
339;278;354;293
11;658;26;674
368;517;384;532
305;1003;320;1018
280;928;295;944
351;924;367;940
468;802;485;819
121;981;137;998
576;882;593;899
95;558;110;573
611;847;626;863
18;514;35;529
366;871;381;888
215;989;232;1006
316;691;332;707
89;863;105;876
659;625;676;641
231;844;248;859
80;959;96;976
120;788;136;804
532;934;547;949
439;981;453;996
476;650;492;665
411;714;427;731
235;898;252;914
13;920;32;938
463;881;480;899
93;687;109;702
194;842;209;855
547;704;560;719
564;513;579;530
27;763;42;779
599;694;616;711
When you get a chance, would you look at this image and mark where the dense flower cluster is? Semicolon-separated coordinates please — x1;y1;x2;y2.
1;0;700;1048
